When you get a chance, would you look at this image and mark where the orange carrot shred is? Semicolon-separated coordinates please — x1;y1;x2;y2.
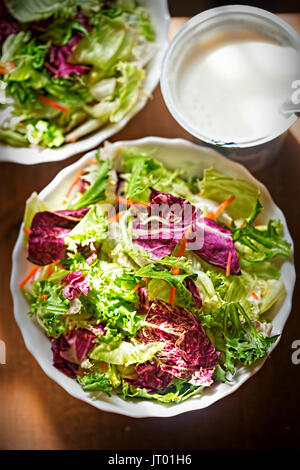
169;286;176;305
251;291;259;300
133;283;140;292
38;95;68;114
64;169;82;201
41;294;48;300
108;211;125;223
226;251;232;277
206;195;235;220
47;266;54;278
19;265;40;289
116;196;148;208
102;362;108;371
23;226;30;236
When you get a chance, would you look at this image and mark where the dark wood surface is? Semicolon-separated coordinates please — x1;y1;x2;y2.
0;18;300;451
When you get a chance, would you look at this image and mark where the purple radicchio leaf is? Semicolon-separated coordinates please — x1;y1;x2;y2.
0;3;19;44
125;361;173;392
137;286;152;316
133;189;199;259
193;218;241;275
132;189;240;274
51;327;101;378
136;299;219;387
62;270;91;300
185;278;202;308
28;208;89;266
45;13;92;79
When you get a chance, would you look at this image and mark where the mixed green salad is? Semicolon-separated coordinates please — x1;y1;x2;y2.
0;0;156;148
20;143;291;403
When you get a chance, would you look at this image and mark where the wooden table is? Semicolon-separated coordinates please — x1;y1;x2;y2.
1;16;300;451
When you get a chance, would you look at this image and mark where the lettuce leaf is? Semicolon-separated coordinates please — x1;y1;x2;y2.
5;0;76;22
71;158;110;209
232;200;291;262
201;302;278;375
120;379;203;403
200;167;260;219
23;192;50;232
89;340;164;366
110;62;144;122
65;205;109;251
72;16;131;71
121;149;192;202
26;280;69;338
136;264;197;310
77;372;113;394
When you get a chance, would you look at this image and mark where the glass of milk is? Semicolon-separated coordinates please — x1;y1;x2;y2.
161;5;300;171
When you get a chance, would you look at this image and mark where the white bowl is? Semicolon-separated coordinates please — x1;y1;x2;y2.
0;1;170;165
10;137;295;418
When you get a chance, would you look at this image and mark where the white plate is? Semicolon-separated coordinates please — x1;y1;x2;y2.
0;1;170;165
10;137;296;417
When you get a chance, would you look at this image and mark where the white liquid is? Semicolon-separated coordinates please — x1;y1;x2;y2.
175;29;300;143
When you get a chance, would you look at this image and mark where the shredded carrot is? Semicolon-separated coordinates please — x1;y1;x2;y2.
19;265;40;289
47;266;54;278
102;362;108;371
108;211;125;223
38;95;68;114
177;227;192;258
133;283;140;292
251;291;259;300
23;226;30;236
41;294;48;300
169;286;176;305
69;138;77;143
226;251;232;277
116;196;148;208
142;277;148;282
206;195;235;220
0;67;7;74
64;169;82;202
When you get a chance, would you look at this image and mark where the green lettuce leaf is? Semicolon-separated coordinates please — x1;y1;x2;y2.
72;16;132;72
136;264;197;310
71;158;110;209
110;62;144;123
207;269;285;317
65;205;109;251
232;200;291;263
121;148;193;202
89;340;164;366
201;302;278;375
5;0;76;22
120;378;203;403
25;280;68;338
23;192;50;232
25;120;64;147
77;372;113;394
200;167;260;219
